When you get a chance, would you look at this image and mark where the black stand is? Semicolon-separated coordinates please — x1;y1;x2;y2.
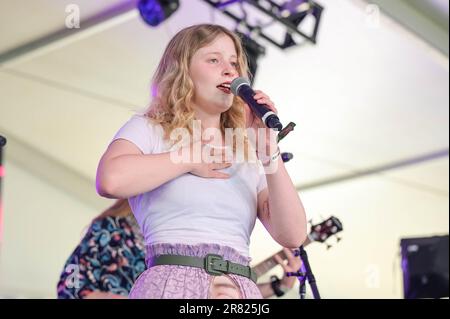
287;245;321;299
298;245;321;299
0;135;6;248
298;269;307;299
0;135;6;148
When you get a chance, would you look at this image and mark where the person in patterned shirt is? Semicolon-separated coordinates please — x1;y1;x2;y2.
57;199;146;299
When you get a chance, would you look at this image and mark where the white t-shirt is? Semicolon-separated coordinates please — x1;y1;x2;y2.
112;115;267;257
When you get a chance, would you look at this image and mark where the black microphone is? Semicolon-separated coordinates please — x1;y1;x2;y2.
230;77;283;131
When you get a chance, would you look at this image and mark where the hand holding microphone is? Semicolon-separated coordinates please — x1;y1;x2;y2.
230;77;283;165
230;78;296;165
230;77;283;131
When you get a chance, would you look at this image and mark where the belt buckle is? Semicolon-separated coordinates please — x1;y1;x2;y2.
204;254;225;276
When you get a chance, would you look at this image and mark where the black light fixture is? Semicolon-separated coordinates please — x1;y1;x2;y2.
281;0;324;49
201;0;324;50
138;0;180;27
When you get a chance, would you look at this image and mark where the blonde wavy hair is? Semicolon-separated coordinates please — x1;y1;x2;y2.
145;24;253;160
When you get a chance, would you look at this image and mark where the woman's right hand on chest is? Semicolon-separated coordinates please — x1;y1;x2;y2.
182;137;233;179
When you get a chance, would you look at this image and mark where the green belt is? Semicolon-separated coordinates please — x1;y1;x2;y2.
151;254;258;283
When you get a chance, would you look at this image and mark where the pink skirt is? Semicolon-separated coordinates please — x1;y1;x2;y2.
128;243;263;299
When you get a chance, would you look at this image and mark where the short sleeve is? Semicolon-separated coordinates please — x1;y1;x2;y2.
111;115;157;154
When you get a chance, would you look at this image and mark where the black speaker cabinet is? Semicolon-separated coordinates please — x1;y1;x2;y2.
400;235;448;299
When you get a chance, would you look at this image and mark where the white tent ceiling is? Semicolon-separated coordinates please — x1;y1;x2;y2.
0;0;448;298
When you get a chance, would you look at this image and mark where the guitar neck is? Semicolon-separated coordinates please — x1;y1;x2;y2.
252;236;312;277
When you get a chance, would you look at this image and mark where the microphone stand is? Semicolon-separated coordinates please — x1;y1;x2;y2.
0;135;6;251
287;245;321;299
0;135;6;148
278;130;318;299
298;263;307;299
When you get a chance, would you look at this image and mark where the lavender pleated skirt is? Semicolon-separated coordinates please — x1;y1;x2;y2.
128;243;263;299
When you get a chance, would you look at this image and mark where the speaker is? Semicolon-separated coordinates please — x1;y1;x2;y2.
400;235;449;299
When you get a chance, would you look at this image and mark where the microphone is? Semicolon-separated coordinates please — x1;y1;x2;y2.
230;77;283;131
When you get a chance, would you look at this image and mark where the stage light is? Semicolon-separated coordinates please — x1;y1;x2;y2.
200;0;324;50
281;0;324;48
138;0;179;27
